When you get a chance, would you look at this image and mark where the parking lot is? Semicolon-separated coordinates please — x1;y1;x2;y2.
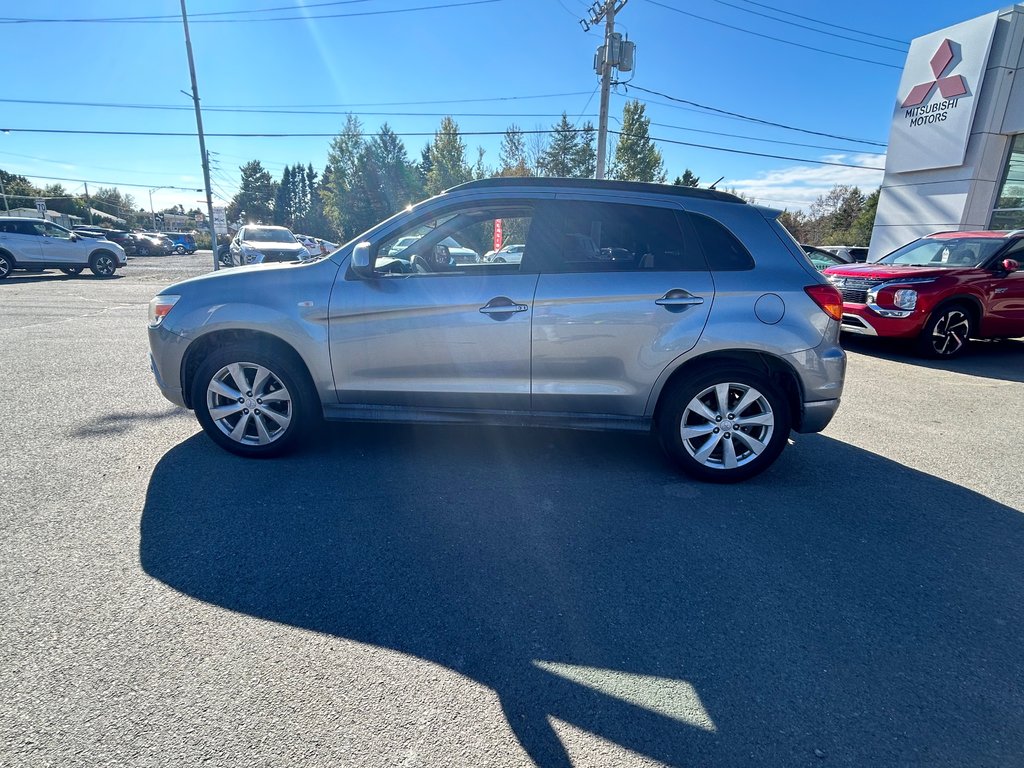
2;253;1022;767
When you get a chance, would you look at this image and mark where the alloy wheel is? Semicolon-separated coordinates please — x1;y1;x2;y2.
679;382;775;470
94;255;115;276
930;310;969;356
206;362;293;446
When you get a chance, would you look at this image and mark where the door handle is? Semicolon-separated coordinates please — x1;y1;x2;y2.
479;297;529;316
655;291;704;307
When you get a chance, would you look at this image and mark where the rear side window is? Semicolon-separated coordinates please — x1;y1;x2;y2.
690;213;755;271
542;201;705;272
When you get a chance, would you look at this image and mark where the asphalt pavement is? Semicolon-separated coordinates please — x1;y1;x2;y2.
2;252;1022;767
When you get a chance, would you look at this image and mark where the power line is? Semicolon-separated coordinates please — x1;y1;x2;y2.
0;0;504;25
1;127;592;138
733;0;908;45
0;0;374;23
642;0;901;70
708;0;906;53
621;83;887;147
610;130;885;170
6;172;204;192
633;118;879;154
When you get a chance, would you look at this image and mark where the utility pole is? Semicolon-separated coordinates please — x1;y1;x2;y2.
149;189;156;230
179;0;221;271
84;182;93;224
0;172;8;213
581;0;631;179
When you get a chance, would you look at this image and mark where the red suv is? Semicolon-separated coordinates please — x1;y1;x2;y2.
823;231;1024;358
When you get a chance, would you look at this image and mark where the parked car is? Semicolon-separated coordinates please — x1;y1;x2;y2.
162;232;197;255
824;230;1024;358
228;225;308;265
801;245;846;272
139;233;174;256
820;245;869;263
484;243;526;264
295;234;323;258
0;216;127;278
148;177;846;482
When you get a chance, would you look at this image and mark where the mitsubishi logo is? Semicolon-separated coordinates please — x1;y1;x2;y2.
902;38;969;108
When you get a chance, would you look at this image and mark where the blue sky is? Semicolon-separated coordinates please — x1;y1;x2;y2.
0;0;1003;216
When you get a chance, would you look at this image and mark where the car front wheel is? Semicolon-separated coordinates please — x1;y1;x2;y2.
918;304;972;358
89;251;117;277
658;367;791;483
175;245;186;254
0;252;12;279
192;345;316;457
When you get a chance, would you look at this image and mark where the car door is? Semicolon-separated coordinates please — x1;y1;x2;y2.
979;243;1024;335
36;221;84;265
328;201;540;411
530;197;714;417
0;219;41;263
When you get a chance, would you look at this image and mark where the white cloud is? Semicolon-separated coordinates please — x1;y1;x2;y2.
727;153;886;211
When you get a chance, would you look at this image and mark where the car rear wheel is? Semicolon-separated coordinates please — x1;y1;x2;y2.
0;252;12;279
60;266;84;276
89;251;117;277
657;367;791;483
918;304;972;359
192;345;317;458
175;245;186;254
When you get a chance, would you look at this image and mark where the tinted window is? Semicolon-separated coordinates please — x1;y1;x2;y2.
690;213;755;271
542;201;703;272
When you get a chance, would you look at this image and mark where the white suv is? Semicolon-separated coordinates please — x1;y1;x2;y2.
0;217;127;278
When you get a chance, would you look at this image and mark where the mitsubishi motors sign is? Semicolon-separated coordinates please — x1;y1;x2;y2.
886;12;998;174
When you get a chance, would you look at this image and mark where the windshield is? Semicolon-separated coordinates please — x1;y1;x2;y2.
245;227;297;244
879;237;1006;267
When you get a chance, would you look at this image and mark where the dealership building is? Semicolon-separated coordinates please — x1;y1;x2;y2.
870;5;1024;259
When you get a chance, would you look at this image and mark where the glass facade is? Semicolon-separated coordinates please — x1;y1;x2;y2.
990;134;1024;229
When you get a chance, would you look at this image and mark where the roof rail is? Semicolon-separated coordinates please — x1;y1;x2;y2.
447;176;746;204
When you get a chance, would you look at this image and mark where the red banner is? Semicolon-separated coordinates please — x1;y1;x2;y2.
493;219;503;252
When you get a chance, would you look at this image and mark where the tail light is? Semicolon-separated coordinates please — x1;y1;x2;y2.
804;284;843;321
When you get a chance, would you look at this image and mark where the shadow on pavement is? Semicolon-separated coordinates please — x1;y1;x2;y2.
842;334;1024;384
1;273;123;285
140;424;1024;766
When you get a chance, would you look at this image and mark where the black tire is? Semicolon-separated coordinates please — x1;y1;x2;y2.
494;256;506;263
191;344;317;458
0;251;12;279
60;266;84;276
175;245;186;255
89;251;117;277
917;303;972;359
137;246;150;257
657;366;791;483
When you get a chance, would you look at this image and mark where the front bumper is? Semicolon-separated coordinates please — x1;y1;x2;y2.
839;304;925;339
148;325;190;408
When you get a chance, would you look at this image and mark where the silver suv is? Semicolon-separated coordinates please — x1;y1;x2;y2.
0;217;127;278
148;179;846;482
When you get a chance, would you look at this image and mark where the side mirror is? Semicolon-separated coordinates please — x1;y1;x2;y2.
70;233;79;242
1002;258;1020;272
351;241;374;279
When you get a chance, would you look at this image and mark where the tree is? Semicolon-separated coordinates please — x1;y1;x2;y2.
844;188;879;246
571;122;597;178
538;113;580;177
274;165;293;226
609;100;665;183
498;124;530;177
673;169;700;187
371;124;422;210
322;115;366;238
228;160;275;223
426;116;472;195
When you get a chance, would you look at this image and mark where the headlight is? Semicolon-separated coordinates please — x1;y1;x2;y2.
893;289;918;310
148;295;180;327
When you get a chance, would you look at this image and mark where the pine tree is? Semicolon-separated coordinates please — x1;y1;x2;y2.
426;117;471;196
228;160;275;223
498;125;530;177
571;122;597;178
323;115;366;239
538;113;580;177
673;169;700;187
274;165;292;226
371;124;422;210
609;100;666;183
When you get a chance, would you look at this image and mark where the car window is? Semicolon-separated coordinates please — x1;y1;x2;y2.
374;204;533;277
689;213;755;271
538;201;703;273
880;238;1003;267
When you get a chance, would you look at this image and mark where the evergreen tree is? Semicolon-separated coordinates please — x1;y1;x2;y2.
498;124;530;177
274;165;292;226
426;117;471;196
571;122;597;178
538;113;580;177
323;115;366;239
673;169;700;187
228;160;275;223
372;123;422;210
609;100;666;183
